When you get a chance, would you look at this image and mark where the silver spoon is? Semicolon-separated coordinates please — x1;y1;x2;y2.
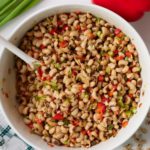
0;36;40;69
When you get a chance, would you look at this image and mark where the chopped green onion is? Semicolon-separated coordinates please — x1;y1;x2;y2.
108;124;114;130
63;119;70;125
124;104;129;110
50;81;58;90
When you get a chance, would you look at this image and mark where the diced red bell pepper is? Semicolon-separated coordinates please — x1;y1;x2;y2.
42;76;52;81
86;130;91;136
114;49;118;55
98;75;104;82
125;51;132;57
63;24;69;31
37;67;43;78
35;117;43;124
72;120;79;126
75;25;81;30
59;40;68;48
115;55;124;61
49;28;57;35
114;28;121;35
53;113;64;120
72;69;77;76
27;123;33;129
81;130;87;135
40;44;46;49
101;95;109;102
57;21;63;26
128;94;133;98
122;121;128;128
79;85;83;93
97;102;106;114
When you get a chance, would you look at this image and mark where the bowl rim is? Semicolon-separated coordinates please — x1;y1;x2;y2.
0;3;150;150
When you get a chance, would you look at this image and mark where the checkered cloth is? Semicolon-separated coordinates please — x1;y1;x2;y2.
0;110;33;150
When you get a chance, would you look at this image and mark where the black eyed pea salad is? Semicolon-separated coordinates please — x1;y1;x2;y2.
16;12;142;148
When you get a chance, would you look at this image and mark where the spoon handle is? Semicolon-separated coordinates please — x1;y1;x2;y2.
0;36;37;66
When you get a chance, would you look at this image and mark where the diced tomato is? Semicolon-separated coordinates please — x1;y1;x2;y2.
53;113;64;120
59;40;68;48
42;76;52;81
97;102;106;114
114;28;121;35
72;120;79;126
40;44;46;49
115;55;124;61
101;96;109;102
37;67;43;78
98;75;104;82
122;121;128;128
49;28;57;35
35;117;43;124
114;49;118;55
72;69;77;76
125;51;132;57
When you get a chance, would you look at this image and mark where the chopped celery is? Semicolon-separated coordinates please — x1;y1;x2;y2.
68;69;72;76
131;107;137;114
35;95;46;101
125;57;128;61
54;63;61;70
118;96;124;107
108;51;113;56
96;31;101;37
125;110;132;118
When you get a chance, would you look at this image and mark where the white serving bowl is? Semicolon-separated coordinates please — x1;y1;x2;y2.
0;4;150;150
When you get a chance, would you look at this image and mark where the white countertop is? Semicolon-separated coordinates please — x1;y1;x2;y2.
0;0;150;149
